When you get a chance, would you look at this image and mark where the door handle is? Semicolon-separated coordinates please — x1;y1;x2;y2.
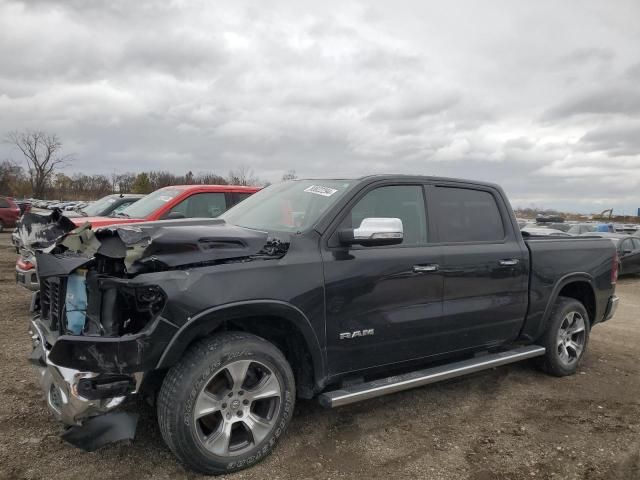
413;264;439;273
499;258;519;266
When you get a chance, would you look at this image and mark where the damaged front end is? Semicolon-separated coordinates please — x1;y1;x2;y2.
28;217;288;449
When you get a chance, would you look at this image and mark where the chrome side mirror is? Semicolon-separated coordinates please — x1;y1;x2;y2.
339;217;404;246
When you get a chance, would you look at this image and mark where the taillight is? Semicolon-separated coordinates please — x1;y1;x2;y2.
17;258;34;270
611;251;619;284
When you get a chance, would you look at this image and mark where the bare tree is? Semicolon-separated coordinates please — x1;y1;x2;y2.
0;159;28;196
281;169;298;181
6;130;71;198
228;165;260;186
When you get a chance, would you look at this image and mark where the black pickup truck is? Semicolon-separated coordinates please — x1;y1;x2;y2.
28;175;619;474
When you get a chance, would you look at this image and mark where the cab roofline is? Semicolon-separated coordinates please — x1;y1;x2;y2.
295;174;501;190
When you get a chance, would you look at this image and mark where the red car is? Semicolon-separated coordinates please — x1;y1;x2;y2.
16;184;260;290
0;196;21;232
70;184;260;228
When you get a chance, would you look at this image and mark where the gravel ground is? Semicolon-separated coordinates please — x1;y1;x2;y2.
0;231;638;480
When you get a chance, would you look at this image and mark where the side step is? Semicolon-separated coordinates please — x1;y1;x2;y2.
318;345;545;408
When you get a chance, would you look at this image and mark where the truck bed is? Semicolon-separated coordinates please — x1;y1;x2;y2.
521;235;616;341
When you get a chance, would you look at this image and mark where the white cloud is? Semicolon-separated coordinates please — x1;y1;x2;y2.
0;0;639;212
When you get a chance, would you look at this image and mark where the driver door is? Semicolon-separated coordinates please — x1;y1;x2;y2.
322;183;444;374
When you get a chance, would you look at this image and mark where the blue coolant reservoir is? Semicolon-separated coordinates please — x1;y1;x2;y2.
65;271;87;335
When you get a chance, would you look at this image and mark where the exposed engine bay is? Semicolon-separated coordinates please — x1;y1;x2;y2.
26;214;288;339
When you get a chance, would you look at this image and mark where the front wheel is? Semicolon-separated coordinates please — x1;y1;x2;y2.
157;332;295;475
537;296;590;377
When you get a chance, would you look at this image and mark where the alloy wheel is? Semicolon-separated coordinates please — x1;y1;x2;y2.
193;359;282;456
556;311;586;366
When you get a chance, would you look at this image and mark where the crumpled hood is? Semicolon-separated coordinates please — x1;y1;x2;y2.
118;219;274;273
35;217;289;277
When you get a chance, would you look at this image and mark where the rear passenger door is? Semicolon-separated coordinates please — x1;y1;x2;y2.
427;184;528;351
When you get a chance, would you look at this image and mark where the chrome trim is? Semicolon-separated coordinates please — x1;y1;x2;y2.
29;320;141;426
354;217;403;241
318;345;546;408
498;258;520;266
413;264;439;273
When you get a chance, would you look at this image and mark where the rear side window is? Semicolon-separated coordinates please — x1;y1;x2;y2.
432;187;505;243
632;238;640;250
0;198;9;208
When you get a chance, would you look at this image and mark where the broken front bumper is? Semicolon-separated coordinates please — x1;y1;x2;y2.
29;319;141;426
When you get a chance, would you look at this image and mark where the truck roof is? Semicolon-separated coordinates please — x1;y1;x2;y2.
359;174;500;187
296;174;501;190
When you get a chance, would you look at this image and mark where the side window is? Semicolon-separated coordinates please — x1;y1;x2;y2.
339;185;427;245
620;239;633;253
432;187;505;243
632;238;640;250
169;192;227;218
0;198;9;208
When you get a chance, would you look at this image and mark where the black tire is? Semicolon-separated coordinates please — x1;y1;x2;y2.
537;296;590;377
157;332;295;475
0;221;4;233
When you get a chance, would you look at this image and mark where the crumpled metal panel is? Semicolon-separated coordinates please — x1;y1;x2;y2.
15;208;77;252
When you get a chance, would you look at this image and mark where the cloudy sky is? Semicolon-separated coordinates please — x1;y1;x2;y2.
1;0;639;213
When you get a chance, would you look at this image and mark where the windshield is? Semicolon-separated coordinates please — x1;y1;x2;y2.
221;180;353;232
83;196;116;216
116;188;182;219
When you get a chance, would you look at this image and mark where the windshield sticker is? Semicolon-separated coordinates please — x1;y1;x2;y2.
304;185;338;197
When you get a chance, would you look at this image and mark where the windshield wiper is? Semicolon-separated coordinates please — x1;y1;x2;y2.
113;212;131;218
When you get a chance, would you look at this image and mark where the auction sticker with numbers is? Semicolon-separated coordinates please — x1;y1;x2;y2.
303;185;338;197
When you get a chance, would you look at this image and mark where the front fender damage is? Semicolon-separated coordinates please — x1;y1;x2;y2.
29;218;290;450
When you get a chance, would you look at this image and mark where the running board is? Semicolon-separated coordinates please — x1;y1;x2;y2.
318;345;545;408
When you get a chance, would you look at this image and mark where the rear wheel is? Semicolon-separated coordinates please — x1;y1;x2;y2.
0;220;4;233
537;296;590;377
157;332;295;474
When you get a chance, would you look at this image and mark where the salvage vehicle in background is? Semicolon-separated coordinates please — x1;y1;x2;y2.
14;199;32;215
63;193;143;218
567;223;597;235
0;196;21;232
69;184;260;228
581;232;640;275
14;184;259;291
26;175;619;474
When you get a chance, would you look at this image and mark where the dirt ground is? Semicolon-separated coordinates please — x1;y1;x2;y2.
0;231;638;480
